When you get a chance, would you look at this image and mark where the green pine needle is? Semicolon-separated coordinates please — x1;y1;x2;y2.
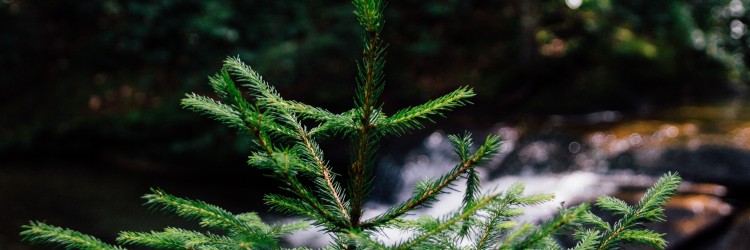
380;87;476;136
595;196;632;216
144;189;256;235
463;167;481;207
594;172;682;250
21;221;125;250
396;194;502;249
509;204;588;249
181;93;245;130
500;223;535;249
448;133;472;159
20;1;683;249
580;210;611;232
619;229;667;249
364;134;502;228
352;0;385;32
570;230;601;250
117;228;236;249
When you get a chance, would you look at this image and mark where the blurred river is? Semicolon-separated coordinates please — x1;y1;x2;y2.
290;97;750;248
6;98;750;249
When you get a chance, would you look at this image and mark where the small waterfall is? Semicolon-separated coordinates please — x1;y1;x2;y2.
285;129;672;247
285;100;750;247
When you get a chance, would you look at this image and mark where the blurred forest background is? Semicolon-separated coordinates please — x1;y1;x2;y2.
2;0;750;249
2;0;748;166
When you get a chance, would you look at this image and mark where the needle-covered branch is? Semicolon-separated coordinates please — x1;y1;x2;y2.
222;57;356;137
222;57;339;121
379;87;476;136
21;222;126;250
117;228;235;249
181;94;296;139
389;183;555;249
143;189;259;235
362;134;502;228
277;110;350;222
277;169;351;230
593;173;681;250
395;194;503;250
352;0;385;33
349;0;388;227
507;204;589;249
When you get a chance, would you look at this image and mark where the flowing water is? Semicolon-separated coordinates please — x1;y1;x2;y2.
287;97;750;248
5;99;750;249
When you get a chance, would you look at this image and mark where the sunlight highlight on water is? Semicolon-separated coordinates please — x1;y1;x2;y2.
285;131;667;247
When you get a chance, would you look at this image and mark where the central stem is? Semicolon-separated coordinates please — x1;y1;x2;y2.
350;31;380;228
349;0;386;232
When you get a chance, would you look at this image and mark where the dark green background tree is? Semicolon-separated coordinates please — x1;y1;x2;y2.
1;0;747;166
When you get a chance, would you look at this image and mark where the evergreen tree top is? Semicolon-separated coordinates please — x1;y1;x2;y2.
21;1;681;249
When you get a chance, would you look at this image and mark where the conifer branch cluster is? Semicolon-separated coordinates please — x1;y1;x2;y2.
21;0;681;249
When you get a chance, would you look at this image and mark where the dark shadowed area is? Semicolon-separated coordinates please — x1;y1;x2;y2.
3;0;750;249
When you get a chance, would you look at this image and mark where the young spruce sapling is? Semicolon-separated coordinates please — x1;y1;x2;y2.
22;0;681;249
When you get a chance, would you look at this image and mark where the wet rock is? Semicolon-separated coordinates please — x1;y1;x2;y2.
592;181;734;250
704;208;750;250
613;145;750;188
373;129;748;249
657;146;750;188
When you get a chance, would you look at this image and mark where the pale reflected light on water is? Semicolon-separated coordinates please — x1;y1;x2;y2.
287;99;750;247
285;128;680;247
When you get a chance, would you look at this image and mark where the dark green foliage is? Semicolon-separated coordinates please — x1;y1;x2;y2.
21;222;124;250
21;1;682;249
584;173;682;250
4;0;744;168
